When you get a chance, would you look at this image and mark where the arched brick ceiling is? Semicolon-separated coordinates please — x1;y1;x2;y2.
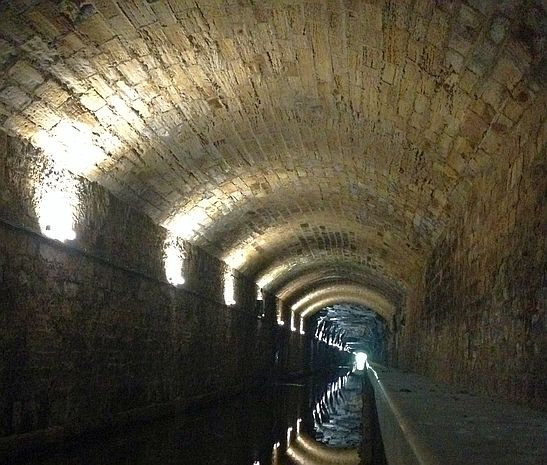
219;213;423;277
0;0;544;315
168;167;441;254
257;252;399;286
292;283;396;324
276;268;404;307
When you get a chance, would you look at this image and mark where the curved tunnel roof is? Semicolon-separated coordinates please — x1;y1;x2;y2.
0;0;544;319
293;283;396;325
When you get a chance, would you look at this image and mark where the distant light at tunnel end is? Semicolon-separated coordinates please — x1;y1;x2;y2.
355;352;368;371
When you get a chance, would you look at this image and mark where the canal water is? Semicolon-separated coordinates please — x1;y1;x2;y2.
17;368;364;465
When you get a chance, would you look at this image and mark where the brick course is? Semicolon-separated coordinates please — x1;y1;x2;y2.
398;93;546;411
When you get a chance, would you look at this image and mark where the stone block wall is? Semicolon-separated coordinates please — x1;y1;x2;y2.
0;133;277;440
398;96;546;411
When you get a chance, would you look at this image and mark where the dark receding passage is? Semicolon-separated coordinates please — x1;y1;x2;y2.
16;369;364;465
312;304;389;364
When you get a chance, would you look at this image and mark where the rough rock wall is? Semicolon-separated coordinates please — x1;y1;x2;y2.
0;133;277;439
398;96;546;411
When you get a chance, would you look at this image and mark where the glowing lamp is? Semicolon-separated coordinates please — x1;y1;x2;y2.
290;310;296;332
287;426;293;445
37;188;77;242
224;271;236;306
164;238;185;286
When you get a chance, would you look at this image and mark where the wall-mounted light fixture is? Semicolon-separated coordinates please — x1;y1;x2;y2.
38;190;77;241
224;269;236;306
290;310;297;332
256;285;265;319
163;235;185;286
36;169;78;242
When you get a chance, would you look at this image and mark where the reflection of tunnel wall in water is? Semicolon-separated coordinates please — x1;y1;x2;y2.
286;434;360;465
283;371;362;465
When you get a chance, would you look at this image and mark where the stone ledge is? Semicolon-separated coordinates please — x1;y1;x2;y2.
367;363;547;465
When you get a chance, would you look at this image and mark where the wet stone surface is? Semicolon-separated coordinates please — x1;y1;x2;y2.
13;368;365;465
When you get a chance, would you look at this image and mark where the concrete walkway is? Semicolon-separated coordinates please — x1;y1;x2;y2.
367;363;547;465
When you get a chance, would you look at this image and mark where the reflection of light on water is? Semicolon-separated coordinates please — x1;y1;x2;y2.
288;432;360;465
271;442;280;465
312;371;352;438
277;372;357;464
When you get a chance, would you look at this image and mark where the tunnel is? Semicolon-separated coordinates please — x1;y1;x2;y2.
0;0;545;464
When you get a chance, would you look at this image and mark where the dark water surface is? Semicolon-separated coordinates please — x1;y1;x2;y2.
17;368;363;465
